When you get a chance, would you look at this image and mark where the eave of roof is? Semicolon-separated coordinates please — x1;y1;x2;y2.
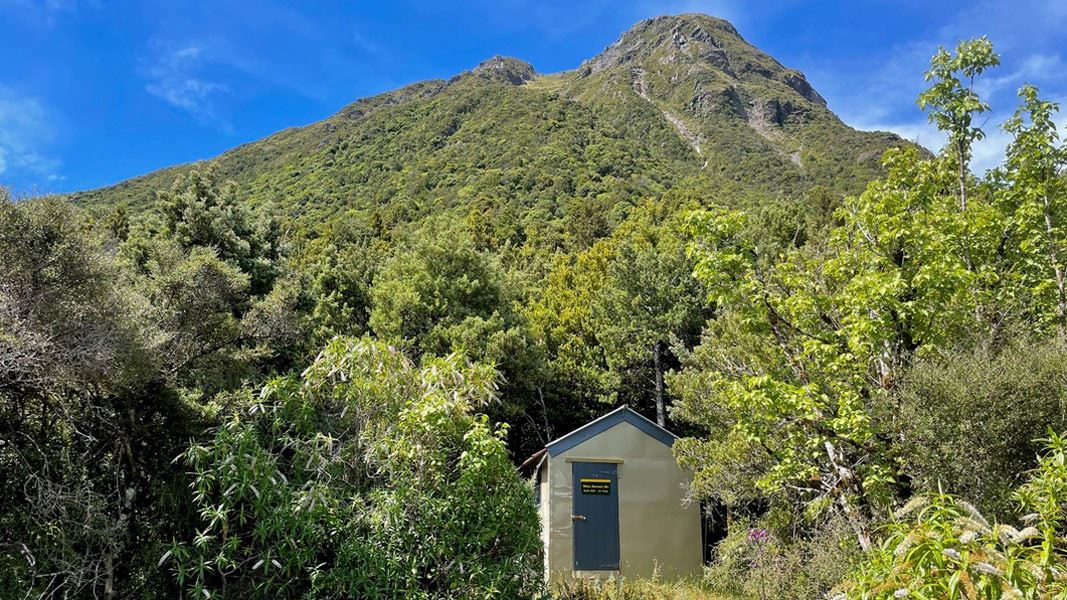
544;405;677;457
518;447;547;471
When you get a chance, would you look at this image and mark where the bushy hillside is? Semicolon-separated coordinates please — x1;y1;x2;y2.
69;14;906;245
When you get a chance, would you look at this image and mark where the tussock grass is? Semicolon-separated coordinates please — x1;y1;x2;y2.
551;576;743;600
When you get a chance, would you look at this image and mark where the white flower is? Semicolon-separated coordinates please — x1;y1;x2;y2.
1012;526;1040;542
973;562;1003;576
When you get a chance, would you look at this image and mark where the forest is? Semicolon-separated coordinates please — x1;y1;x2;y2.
4;27;1067;600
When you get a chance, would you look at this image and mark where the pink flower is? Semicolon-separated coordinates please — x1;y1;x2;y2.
748;528;769;544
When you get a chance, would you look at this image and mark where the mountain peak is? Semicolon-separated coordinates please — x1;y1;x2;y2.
579;13;826;107
580;13;742;75
469;55;536;85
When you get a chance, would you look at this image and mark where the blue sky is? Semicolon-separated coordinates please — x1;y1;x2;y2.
2;0;1066;195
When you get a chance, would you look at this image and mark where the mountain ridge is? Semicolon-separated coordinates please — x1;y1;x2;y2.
69;13;910;238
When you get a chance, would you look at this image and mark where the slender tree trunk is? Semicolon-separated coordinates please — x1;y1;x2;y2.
104;553;114;599
957;139;982;324
1042;193;1067;336
653;340;665;427
957;139;969;212
837;494;873;552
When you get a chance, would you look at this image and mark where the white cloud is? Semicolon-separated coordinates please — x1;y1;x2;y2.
817;0;1067;176
978;53;1064;100
0;85;60;185
143;43;230;131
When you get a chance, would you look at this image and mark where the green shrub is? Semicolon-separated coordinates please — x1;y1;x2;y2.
705;515;860;600
164;337;543;599
552;576;731;600
841;431;1067;599
892;338;1067;518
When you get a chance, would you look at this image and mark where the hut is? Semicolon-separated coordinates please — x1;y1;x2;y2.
524;406;702;583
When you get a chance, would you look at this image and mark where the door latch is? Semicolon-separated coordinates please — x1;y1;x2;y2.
572;514;587;521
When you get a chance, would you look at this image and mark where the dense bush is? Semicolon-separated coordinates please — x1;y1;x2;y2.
0;196;203;598
164;337;543;599
892;338;1067;517
841;431;1067;599
705;515;860;600
552;577;728;600
9;25;1067;600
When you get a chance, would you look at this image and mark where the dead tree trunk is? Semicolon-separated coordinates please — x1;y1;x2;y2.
824;440;873;551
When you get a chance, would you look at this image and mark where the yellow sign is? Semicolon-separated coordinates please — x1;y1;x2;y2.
580;478;611;495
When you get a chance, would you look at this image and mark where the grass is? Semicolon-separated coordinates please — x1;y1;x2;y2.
551;577;745;600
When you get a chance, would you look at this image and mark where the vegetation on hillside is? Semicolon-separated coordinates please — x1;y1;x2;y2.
4;13;1067;600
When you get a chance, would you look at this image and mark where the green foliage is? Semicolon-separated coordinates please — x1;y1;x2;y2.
13;21;1065;600
841;432;1067;599
118;170;301;394
998;85;1067;333
166;337;542;599
678;202;901;544
705;516;861;600
918;37;1000;186
0;196;205;598
0;197;150;392
157;167;280;295
675;39;1067;555
892;338;1067;518
552;577;732;600
592;202;711;424
303;241;382;345
524;201;711;433
369;227;510;357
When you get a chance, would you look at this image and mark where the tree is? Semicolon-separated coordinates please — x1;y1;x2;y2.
999;85;1067;335
369;228;508;358
592;203;710;426
157;168;280;296
675;40;1013;550
0;197;199;598
523;200;710;435
367;225;549;452
918;37;999;211
119;170;297;393
522;242;615;443
304;241;382;346
842;432;1067;599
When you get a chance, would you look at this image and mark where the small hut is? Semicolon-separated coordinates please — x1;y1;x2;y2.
524;406;702;583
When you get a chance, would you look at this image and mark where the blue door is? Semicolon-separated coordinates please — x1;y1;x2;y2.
572;462;620;571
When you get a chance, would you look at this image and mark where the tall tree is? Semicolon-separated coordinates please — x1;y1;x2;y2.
1000;85;1067;334
593;203;709;426
157;168;280;296
0;197;197;598
675;40;1012;550
918;37;999;211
